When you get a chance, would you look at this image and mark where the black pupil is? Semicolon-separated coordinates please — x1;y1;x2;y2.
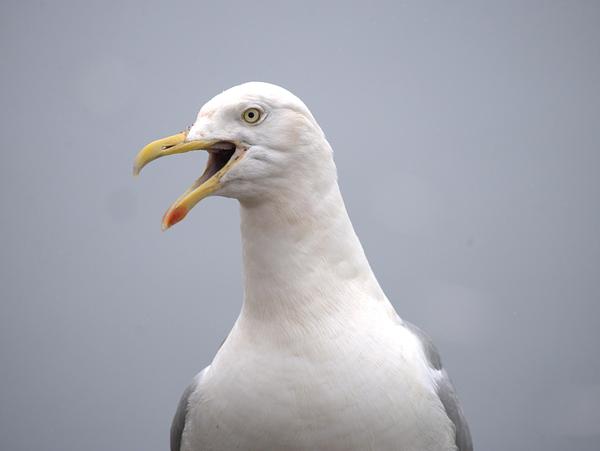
248;111;255;118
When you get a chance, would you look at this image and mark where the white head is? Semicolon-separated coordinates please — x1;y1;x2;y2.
134;82;336;229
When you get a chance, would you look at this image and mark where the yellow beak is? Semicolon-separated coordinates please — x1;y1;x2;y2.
133;132;200;176
133;132;245;230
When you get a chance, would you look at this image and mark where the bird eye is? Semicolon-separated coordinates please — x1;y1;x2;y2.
242;107;261;124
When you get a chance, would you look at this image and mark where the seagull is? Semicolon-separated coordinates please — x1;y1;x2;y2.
134;82;472;451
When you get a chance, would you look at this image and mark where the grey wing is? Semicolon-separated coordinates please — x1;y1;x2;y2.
403;321;473;451
170;368;209;451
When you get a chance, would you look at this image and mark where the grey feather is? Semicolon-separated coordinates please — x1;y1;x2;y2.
436;369;473;451
403;321;473;451
170;376;200;451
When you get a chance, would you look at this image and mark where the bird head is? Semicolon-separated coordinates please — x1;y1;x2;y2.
134;82;332;230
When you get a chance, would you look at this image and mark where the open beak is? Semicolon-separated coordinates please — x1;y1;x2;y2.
133;132;245;230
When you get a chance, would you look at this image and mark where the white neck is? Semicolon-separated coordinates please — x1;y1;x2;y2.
237;169;388;335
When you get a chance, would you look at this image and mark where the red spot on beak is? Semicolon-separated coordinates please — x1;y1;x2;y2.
163;205;188;229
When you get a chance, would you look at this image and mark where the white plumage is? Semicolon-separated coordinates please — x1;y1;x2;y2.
137;82;471;451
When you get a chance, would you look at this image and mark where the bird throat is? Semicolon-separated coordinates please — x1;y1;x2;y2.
237;182;385;329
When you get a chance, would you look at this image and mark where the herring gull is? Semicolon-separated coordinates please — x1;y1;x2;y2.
134;82;472;451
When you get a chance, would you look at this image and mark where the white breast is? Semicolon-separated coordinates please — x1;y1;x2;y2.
181;312;456;451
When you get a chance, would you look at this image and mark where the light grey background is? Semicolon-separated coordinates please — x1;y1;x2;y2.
1;1;599;450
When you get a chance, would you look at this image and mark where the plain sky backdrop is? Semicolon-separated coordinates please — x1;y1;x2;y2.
1;1;599;450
